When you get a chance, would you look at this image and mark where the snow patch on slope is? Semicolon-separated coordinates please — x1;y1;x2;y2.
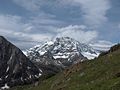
81;52;100;59
1;84;9;90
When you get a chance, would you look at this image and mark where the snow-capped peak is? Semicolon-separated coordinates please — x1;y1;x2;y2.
25;37;99;64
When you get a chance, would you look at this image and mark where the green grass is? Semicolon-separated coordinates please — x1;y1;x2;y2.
11;49;120;90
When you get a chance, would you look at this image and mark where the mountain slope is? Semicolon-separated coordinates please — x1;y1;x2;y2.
25;37;99;68
0;36;42;89
12;44;120;90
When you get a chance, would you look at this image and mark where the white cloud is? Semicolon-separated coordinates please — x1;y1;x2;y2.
0;14;114;51
55;25;98;43
90;40;114;51
0;14;53;49
0;15;24;30
0;0;113;50
30;34;53;42
60;0;111;27
0;14;99;49
13;0;111;28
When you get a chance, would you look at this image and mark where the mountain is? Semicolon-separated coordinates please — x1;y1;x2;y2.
0;36;42;89
11;44;120;90
25;37;99;68
23;37;99;80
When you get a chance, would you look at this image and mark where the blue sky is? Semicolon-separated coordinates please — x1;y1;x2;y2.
0;0;120;50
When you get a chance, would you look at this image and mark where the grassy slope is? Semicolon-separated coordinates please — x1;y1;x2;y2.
11;49;120;90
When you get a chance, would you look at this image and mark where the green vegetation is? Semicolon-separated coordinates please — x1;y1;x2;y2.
11;45;120;90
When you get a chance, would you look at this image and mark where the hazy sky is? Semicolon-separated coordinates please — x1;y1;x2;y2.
0;0;120;49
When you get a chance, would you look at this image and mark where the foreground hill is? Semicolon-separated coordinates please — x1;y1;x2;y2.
11;44;120;90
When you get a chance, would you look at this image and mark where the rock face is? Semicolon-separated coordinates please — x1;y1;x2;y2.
0;36;42;89
25;37;99;69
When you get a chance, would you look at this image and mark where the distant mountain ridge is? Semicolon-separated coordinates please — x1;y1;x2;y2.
24;37;99;68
